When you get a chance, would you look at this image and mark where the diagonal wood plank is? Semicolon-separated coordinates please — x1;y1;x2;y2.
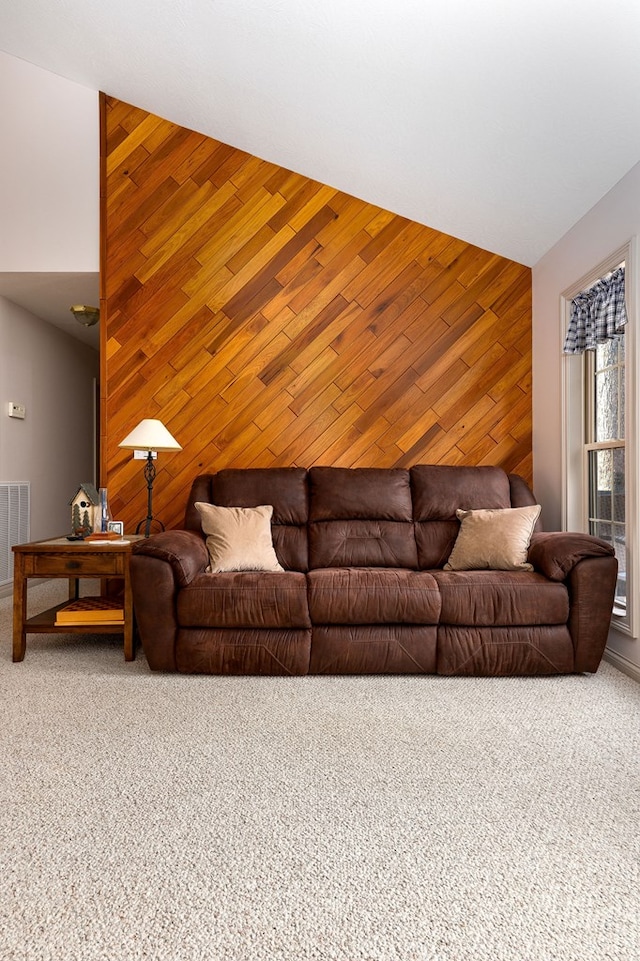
101;95;533;532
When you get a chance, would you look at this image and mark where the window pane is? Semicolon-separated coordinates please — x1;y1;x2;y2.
596;339;617;368
595;368;619;442
589;448;612;522
594;335;624;442
592;520;612;541
613;447;625;523
588;446;626;611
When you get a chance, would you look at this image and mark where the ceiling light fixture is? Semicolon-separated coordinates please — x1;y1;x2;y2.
70;304;100;327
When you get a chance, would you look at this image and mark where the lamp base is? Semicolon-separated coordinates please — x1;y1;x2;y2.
135;516;166;538
136;451;165;538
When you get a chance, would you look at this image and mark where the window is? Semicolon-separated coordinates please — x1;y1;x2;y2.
562;244;635;637
585;334;626;614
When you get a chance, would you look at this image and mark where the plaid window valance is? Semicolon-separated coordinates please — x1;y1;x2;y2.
563;265;627;354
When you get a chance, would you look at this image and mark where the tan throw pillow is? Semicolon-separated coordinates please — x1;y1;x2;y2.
444;504;541;572
195;503;284;573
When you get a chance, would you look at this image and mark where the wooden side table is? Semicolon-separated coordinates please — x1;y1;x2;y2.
12;536;144;662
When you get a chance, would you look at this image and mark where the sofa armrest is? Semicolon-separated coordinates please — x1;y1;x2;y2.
132;529;209;587
130;531;208;671
567;555;619;672
527;531;615;581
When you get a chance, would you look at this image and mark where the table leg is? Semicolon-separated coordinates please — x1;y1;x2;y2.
12;556;27;662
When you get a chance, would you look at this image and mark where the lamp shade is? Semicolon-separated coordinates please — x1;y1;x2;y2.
118;419;182;452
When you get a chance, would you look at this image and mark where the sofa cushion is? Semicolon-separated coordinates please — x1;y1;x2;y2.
309;520;418;569
432;570;569;626
436;625;574;675
212;467;309;524
411;464;512;520
195;503;284;572
411;465;514;570
308;568;441;624
188;468;309;571
444;504;541;572
309;466;413;520
509;473;544;529
309;467;416;568
413;521;459;571
176;627;312;675
309;625;438;674
177;571;311;629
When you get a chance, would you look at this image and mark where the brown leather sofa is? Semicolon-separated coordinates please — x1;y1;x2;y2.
130;465;617;675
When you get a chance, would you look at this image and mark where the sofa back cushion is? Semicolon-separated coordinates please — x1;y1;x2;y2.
184;464;540;574
309;467;418;569
508;473;544;532
184;474;215;530
185;468;309;571
411;465;513;569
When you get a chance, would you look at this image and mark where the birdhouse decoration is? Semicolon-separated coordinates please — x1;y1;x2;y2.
69;483;100;536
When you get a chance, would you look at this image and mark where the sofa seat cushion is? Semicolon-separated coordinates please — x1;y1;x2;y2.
308;568;441;624
431;570;569;626
176;628;312;675
310;625;437;674
177;571;311;629
437;625;574;675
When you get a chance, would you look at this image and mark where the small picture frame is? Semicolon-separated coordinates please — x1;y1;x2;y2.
107;520;124;536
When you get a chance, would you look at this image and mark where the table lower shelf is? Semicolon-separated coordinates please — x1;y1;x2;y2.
25;603;126;633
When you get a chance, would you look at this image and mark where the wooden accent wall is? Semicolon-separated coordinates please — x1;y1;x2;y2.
101;95;532;533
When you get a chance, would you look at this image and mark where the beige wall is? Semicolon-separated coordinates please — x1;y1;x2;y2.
0;296;99;541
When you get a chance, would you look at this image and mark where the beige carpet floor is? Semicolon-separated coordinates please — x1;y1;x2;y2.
1;578;639;961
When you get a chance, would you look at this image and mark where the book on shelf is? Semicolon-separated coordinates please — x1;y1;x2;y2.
55;596;125;626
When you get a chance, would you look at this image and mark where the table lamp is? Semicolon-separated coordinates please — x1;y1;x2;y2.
118;419;182;536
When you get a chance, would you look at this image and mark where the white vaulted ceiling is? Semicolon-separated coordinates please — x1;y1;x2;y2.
1;0;640;268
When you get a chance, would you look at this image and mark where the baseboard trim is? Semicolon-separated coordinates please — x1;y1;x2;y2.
603;648;640;683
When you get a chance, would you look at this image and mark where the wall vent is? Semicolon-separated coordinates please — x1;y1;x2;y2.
0;483;30;588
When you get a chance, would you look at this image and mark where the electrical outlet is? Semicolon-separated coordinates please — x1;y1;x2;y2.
7;402;26;419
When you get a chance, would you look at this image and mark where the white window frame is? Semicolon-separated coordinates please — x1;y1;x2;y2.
561;239;637;638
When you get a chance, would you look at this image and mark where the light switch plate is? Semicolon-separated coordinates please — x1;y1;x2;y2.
7;402;26;419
